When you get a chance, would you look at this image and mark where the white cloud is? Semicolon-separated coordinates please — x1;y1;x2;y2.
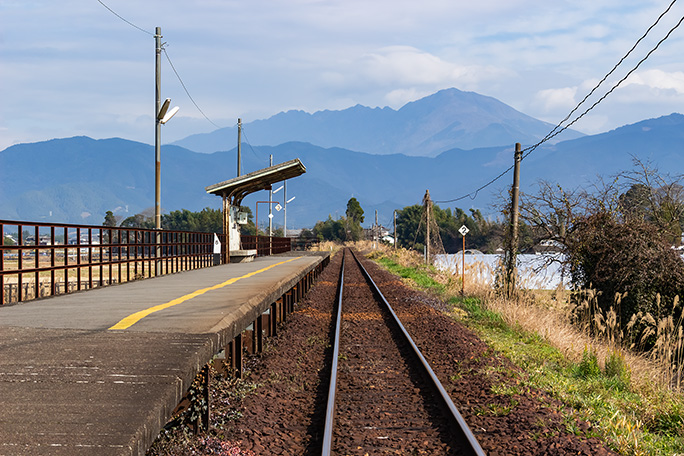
384;88;433;109
625;69;684;94
358;46;468;86
533;87;578;114
349;46;510;95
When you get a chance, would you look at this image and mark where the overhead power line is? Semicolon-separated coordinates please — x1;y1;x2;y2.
537;0;679;147
96;0;153;36
241;127;265;160
162;48;223;130
97;0;226;130
435;3;684;204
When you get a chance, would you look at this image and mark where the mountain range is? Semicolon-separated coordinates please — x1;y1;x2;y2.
1;88;683;229
173;88;584;156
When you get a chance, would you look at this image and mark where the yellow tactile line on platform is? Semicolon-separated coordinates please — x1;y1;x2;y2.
108;257;302;330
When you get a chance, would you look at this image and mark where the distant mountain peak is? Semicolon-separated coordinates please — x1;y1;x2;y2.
172;87;585;155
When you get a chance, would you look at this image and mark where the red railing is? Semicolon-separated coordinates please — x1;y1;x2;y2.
240;235;292;256
0;219;226;305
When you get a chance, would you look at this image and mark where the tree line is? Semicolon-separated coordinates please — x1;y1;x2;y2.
103;207;257;235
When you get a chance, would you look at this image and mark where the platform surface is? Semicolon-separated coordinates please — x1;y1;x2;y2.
0;252;328;455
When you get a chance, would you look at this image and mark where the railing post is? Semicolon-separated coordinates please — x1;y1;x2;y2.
201;365;210;432
270;301;278;336
0;219;223;304
17;224;23;303
256;314;264;353
0;221;4;305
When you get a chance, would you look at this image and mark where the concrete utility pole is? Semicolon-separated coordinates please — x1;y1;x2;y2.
424;189;431;264
268;155;273;237
283;180;287;237
505;143;523;297
511;142;522;249
237;118;242;177
375;210;378;245
154;26;162;230
393;210;397;248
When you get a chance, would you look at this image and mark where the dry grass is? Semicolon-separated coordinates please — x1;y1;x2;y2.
454;259;669;392
366;243;678;391
485;290;664;390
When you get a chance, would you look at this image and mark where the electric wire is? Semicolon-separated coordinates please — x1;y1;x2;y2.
524;11;684;158
162;48;223;130
97;0;227;131
240;128;265;160
538;0;678;146
435;6;684;204
96;0;154;36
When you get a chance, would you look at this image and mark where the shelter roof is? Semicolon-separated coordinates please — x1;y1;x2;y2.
205;158;306;206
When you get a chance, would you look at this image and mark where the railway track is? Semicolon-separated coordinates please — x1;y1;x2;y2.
177;247;619;456
321;248;485;455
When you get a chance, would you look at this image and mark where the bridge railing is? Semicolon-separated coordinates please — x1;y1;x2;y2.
0;219;227;305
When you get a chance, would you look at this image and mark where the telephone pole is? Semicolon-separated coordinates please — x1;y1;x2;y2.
375;209;379;246
154;26;162;230
237;118;242;177
424;189;431;264
268;155;273;237
505;143;522;297
393;210;397;248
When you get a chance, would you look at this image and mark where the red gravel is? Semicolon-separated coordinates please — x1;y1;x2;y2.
154;249;618;455
329;251;467;454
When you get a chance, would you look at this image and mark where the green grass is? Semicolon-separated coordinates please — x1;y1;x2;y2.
372;254;684;456
376;257;447;295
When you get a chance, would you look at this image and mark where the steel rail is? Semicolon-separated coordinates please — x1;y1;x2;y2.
349;248;487;456
321;250;345;456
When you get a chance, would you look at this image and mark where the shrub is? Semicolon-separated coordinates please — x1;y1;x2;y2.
566;212;684;344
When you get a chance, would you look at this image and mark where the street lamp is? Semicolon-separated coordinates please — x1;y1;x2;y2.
158;98;179;124
272;185;283;238
285;195;295;238
274;182;295;237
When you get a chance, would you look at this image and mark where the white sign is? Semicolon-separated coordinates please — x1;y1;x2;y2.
459;225;469;236
275;203;282;212
213;233;221;254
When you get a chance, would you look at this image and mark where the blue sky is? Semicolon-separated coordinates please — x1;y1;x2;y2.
1;0;683;151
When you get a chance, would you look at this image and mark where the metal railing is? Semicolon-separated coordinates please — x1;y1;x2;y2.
240;235;292;256
1;219;225;305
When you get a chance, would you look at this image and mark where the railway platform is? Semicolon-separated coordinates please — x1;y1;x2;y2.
0;251;329;455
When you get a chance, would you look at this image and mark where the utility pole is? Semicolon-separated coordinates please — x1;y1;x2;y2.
393;210;397;248
153;26;162;277
154;26;162;231
424;189;431;264
505;143;522;297
375;209;378;246
237;118;242;177
268;155;273;237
